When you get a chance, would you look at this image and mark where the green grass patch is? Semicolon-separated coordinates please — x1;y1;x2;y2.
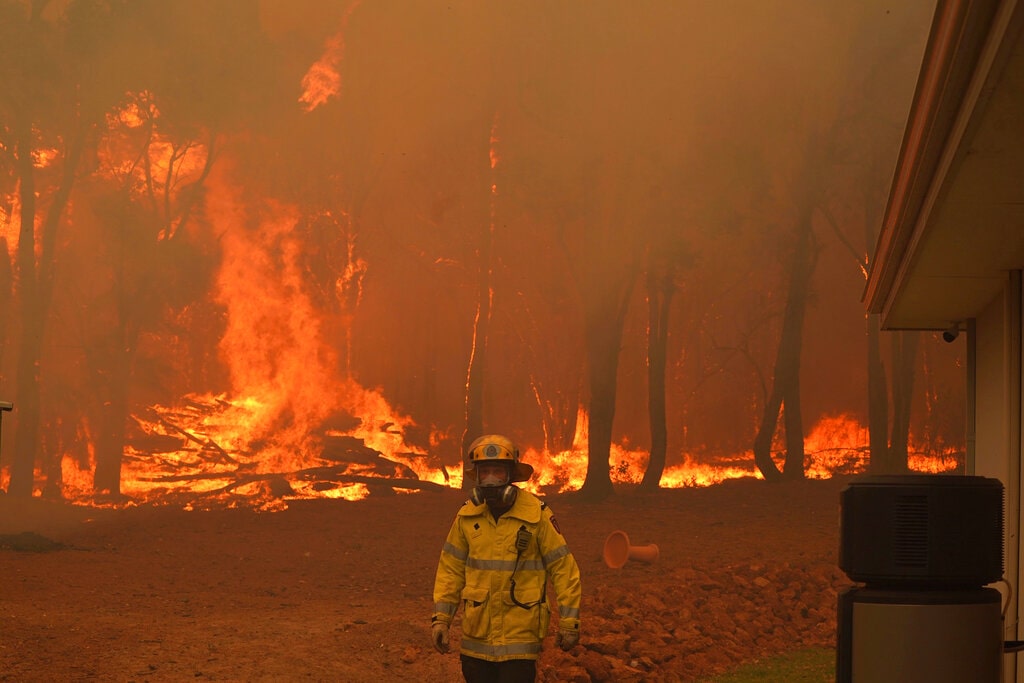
702;647;834;683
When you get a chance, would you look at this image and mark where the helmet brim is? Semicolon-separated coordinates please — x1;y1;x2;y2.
511;461;534;483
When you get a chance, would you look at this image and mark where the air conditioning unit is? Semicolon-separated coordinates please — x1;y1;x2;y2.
839;474;1003;588
836;474;1006;683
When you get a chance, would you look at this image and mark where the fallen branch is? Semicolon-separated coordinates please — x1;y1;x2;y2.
219;472;447;495
136;462;450;494
146;409;238;466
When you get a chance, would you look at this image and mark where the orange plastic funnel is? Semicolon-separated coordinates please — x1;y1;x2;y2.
602;530;660;568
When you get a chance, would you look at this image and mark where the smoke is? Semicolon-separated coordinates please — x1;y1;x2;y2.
0;0;959;495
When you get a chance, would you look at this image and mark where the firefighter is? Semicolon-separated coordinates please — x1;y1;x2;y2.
430;434;582;682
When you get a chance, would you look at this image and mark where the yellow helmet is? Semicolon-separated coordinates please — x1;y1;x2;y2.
467;434;534;483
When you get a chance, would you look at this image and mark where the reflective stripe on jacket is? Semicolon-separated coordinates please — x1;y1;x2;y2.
432;488;582;661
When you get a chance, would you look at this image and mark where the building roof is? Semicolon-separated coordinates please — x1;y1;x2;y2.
865;0;1024;330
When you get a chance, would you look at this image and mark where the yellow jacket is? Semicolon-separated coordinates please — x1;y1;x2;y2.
432;488;582;661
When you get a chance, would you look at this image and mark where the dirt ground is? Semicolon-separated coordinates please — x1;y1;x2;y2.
0;476;851;682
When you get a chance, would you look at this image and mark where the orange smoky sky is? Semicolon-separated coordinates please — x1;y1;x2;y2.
0;0;962;502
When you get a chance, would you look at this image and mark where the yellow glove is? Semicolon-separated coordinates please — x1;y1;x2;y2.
555;626;579;651
431;621;450;654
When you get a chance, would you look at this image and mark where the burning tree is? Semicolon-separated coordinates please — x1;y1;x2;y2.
0;1;963;506
0;0;137;496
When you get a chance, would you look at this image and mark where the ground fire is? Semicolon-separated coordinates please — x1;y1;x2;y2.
0;1;961;510
55;395;956;510
0;4;969;681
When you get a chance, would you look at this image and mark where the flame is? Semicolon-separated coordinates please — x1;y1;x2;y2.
489;115;500;170
908;452;962;473
0;46;966;509
212;195;340;447
32;147;59;168
521;411;960;495
1;144;58;255
107;388;439;509
298;1;362;112
0;195;19;255
52;391;962;508
50;176;450;509
61;448;95;495
19;150;959;508
97;93;209;236
105;99;148;129
299;49;342;112
803;414;870;478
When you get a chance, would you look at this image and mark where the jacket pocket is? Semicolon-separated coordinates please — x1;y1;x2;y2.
501;585;550;640
460;586;491;640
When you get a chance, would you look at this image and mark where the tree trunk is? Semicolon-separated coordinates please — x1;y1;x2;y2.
888;331;919;471
93;129;217;498
580;272;635;501
94;370;129;496
782;379;805;476
0;235;11;372
93;297;136;497
10;119;85;497
9;115;40;497
753;391;785;481
753;214;814;481
640;267;674;491
36;128;85;495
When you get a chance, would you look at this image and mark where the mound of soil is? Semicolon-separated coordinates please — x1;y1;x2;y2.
0;476;852;682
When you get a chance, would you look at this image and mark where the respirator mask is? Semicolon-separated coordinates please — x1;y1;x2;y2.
471;463;517;506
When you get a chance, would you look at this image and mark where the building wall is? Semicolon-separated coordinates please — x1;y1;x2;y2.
974;275;1022;682
975;287;1009;480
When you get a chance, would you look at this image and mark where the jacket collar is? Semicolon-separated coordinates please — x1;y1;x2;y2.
459;488;542;524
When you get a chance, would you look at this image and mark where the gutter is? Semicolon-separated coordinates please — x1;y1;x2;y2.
864;0;1005;319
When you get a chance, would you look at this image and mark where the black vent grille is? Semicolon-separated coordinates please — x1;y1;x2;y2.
893;495;929;568
839;475;1004;588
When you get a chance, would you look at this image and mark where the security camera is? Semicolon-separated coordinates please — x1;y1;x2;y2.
942;323;960;343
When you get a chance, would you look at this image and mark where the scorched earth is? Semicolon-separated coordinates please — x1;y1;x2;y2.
0;476;850;682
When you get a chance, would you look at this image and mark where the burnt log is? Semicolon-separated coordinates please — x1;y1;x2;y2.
319;435;420;479
133;408;237;465
320;435;382;463
137;464;447;495
126;432;186;454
